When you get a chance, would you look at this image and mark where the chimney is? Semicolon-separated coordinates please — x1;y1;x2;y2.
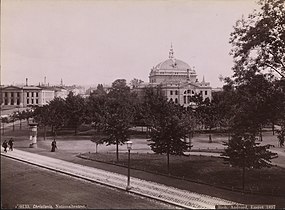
26;78;28;86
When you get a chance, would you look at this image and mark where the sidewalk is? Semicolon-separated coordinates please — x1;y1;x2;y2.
2;142;285;209
1;149;238;209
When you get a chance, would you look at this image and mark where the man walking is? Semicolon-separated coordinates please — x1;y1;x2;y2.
51;139;57;152
2;140;8;153
8;138;14;151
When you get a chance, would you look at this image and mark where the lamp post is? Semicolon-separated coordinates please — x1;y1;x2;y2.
126;140;133;191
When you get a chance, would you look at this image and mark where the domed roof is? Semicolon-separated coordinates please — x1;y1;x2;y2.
154;58;191;70
152;44;194;73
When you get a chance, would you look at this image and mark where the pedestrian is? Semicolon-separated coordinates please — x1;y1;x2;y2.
2;140;8;153
51;139;57;152
8;138;14;151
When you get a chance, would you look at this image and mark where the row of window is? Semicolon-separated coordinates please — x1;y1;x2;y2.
3;92;40;97
3;98;39;105
26;92;39;97
27;99;39;104
3;92;20;97
170;90;178;95
171;90;208;96
4;99;21;105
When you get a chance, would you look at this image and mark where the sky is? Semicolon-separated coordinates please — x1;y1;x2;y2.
1;0;258;88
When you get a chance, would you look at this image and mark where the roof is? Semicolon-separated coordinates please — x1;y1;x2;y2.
154;58;192;71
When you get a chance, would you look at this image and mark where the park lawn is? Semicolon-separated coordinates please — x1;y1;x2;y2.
80;152;285;196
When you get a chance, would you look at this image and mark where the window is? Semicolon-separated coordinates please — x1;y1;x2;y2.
11;92;14;98
36;92;39;97
31;99;34;104
192;90;195;94
205;91;208;96
36;99;39;104
17;92;20;97
4;92;8;97
187;90;190;94
11;99;14;105
5;99;8;105
184;96;186;104
31;92;34;97
27;92;29;97
175;98;178;103
17;99;20;105
170;91;173;95
27;99;29;104
187;96;191;104
175;90;178;95
200;91;202;95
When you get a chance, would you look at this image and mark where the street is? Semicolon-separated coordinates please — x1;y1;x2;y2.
1;156;175;209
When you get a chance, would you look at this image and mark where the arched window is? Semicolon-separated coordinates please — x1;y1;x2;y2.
175;98;178;103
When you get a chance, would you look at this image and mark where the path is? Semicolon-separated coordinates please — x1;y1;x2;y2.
1;149;239;209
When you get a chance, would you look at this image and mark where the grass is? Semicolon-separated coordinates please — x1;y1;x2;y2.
79;152;285;196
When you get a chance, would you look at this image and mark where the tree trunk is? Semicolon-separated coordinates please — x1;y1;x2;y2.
95;143;98;153
13;121;15;131
259;127;263;141
167;142;170;175
242;166;245;192
167;151;170;175
44;125;46;140
116;139;119;162
20;119;22;130
272;123;275;135
209;128;212;143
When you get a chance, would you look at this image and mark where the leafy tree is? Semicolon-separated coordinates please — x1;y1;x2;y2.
33;105;50;140
48;97;67;136
91;84;106;96
144;87;191;174
195;98;217;142
230;0;285;82
129;78;144;88
65;92;86;135
222;134;277;191
99;79;135;161
21;109;34;125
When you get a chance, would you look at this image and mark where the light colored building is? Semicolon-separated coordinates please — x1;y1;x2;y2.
135;45;212;107
0;85;55;108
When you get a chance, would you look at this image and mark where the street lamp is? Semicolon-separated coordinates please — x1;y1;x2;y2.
126;140;133;191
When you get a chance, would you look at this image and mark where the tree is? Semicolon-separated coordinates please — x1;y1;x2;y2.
99;79;135;161
65;92;86;135
222;134;277;191
90;84;106;96
33;105;50;140
195;98;217;142
48;97;67;136
144;87;191;174
230;0;285;82
129;78;144;89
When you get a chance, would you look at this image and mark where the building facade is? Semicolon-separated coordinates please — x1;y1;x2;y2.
135;45;212;107
0;85;55;108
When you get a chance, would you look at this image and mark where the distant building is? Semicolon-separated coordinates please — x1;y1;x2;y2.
134;45;212;107
0;85;55;108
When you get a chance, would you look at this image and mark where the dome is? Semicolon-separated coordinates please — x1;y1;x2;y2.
154;58;191;70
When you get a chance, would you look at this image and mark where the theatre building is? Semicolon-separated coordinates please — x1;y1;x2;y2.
134;45;212;107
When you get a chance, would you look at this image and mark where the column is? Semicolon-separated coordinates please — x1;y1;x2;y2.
19;91;23;107
7;92;11;105
29;124;38;148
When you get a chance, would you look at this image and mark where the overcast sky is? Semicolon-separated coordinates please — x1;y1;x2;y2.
1;0;258;88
